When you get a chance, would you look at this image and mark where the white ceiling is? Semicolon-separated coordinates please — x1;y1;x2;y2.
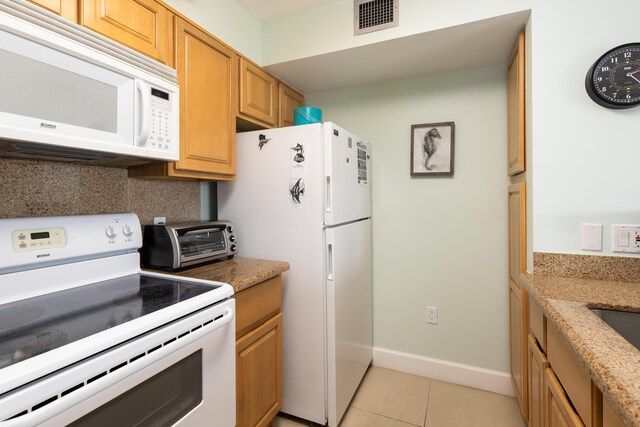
265;11;530;94
236;0;339;21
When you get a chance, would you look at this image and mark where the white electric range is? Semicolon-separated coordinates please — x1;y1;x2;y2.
0;213;235;427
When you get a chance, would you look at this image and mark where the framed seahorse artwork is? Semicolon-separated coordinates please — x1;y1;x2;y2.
410;121;455;176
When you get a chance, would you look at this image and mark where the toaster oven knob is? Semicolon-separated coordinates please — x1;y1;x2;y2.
122;225;133;237
230;244;237;252
105;226;116;239
229;235;236;242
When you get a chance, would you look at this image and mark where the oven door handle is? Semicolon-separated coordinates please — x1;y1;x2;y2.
0;305;234;427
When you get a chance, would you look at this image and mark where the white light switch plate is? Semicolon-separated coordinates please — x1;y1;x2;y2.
612;224;640;254
581;223;603;251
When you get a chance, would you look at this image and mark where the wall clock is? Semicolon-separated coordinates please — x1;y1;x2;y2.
585;43;640;109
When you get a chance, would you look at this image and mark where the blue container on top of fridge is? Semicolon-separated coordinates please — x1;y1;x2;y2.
293;107;322;125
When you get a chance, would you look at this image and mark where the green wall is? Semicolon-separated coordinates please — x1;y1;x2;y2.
307;64;511;371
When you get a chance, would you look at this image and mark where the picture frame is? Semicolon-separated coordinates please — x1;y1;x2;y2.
410;121;455;176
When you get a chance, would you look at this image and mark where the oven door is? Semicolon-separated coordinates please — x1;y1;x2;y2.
0;299;235;427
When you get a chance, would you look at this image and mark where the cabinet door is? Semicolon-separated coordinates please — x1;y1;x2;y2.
603;395;626;427
507;32;525;176
174;18;236;177
544;368;585;427
529;335;550;427
510;285;528;421
236;313;283;427
508;181;526;290
278;83;304;127
80;0;169;63
28;0;77;21
238;57;277;127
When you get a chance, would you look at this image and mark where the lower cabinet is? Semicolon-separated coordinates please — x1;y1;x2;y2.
510;283;528;421
603;396;626;427
544;368;584;427
523;297;630;427
234;276;283;427
528;335;549;427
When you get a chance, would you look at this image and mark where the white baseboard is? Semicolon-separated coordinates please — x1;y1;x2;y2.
372;347;515;397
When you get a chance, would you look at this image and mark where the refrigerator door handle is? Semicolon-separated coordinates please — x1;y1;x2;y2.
325;176;332;213
327;243;334;281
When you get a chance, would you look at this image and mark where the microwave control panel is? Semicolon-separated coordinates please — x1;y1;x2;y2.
148;88;172;151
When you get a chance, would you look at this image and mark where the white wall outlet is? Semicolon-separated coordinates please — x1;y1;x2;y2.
580;223;602;251
426;306;438;325
612;224;640;254
153;216;166;225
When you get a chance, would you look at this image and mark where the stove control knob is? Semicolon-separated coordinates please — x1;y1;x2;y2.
122;225;133;237
105;226;117;239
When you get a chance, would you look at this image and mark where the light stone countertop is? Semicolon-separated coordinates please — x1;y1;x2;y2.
521;274;640;427
147;257;290;294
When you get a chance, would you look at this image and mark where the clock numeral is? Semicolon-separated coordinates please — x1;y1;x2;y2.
627;94;632;99
602;87;607;92
611;57;618;64
597;77;603;82
624;52;632;58
602;66;610;72
613;92;617;98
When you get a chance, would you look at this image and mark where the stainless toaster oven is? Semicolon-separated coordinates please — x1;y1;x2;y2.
141;221;237;269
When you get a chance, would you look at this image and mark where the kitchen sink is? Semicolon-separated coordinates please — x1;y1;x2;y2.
590;309;640;351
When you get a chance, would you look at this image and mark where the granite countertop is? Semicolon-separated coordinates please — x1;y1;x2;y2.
148;257;290;294
521;273;640;426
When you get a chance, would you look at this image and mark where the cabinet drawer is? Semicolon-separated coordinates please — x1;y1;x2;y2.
235;276;282;338
529;296;546;351
547;323;591;426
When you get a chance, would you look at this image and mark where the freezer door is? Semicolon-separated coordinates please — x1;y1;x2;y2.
325;219;373;427
323;123;371;226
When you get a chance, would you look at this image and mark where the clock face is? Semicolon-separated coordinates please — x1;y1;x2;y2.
585;43;640;109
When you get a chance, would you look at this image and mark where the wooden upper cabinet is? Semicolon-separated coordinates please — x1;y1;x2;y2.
508;181;527;290
28;0;77;21
79;0;170;64
238;57;277;127
278;83;304;127
507;32;525;176
174;18;236;178
128;17;236;180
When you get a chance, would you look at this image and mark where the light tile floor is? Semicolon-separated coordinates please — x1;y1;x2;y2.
272;366;525;427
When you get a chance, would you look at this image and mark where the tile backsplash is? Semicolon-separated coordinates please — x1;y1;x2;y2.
0;158;200;225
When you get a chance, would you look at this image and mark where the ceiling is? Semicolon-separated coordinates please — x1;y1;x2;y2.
235;0;339;21
265;11;530;94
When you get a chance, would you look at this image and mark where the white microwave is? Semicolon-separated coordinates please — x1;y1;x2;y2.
0;0;179;166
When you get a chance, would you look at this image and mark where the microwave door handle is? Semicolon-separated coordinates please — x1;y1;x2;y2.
135;79;151;146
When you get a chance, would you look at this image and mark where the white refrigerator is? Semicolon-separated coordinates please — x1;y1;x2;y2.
218;122;372;426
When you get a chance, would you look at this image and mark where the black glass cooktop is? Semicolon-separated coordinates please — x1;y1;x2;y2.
0;274;220;370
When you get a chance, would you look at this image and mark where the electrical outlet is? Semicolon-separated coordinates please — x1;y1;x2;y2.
426;306;438;325
153;216;166;225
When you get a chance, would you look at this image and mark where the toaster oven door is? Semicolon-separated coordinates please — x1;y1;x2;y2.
177;228;229;265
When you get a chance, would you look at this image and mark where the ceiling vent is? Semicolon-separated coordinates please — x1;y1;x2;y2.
354;0;398;35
